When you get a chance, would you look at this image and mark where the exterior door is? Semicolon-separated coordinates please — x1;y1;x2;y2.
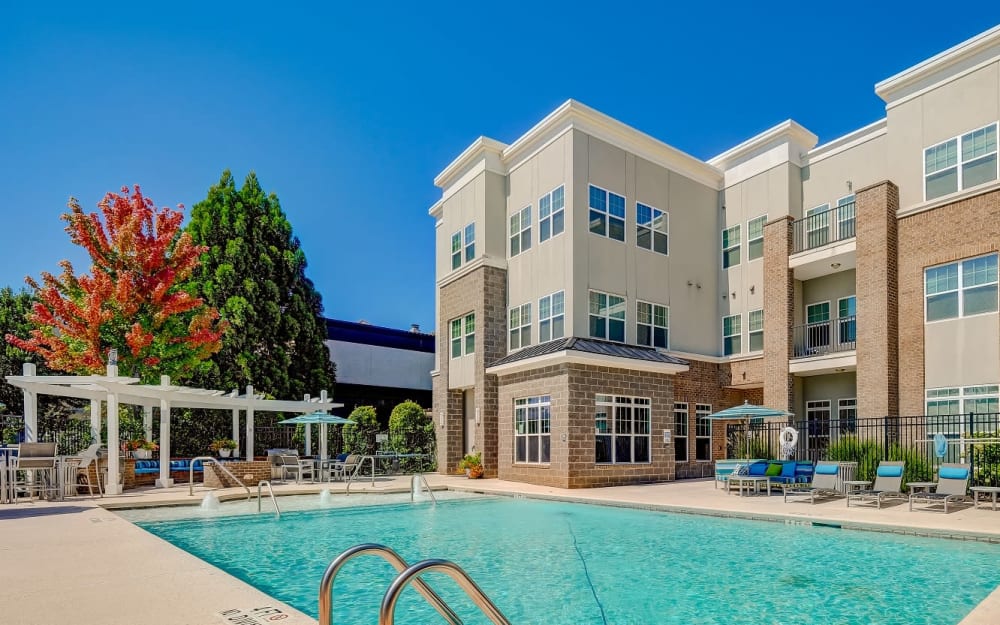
463;389;476;455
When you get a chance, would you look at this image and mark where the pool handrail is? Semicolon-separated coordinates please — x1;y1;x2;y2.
257;480;280;519
410;473;437;504
188;456;251;500
344;455;377;495
319;543;461;625
380;558;511;625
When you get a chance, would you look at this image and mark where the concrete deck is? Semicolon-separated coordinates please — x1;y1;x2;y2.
1;475;998;625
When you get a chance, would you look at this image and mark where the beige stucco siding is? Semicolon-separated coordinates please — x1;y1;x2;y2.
924;314;1000;390
801;372;857;406
802;134;887;212
800;270;856;325
886;60;1000;210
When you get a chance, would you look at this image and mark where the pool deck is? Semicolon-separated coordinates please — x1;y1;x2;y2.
2;475;999;625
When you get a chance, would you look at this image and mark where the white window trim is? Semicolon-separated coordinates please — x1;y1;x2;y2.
464;223;475;263
673;402;689;462
747;214;767;262
806;300;832;323
695;404;712;462
923;122;999;202
539;185;565;243
595;395;652;465
509;206;531;258
508;302;532;352
450;313;475;359
538;290;565;343
636;300;669;349
722;314;741;356
588;184;626;242
450;230;462;270
721;225;740;269
589;289;627;343
514;395;552;465
636;201;669;256
747;309;764;354
924;253;999;324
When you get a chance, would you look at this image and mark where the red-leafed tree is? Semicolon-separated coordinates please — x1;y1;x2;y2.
5;185;227;381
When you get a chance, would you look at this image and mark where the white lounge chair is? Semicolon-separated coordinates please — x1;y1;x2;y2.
847;461;906;509
783;461;842;503
909;464;971;513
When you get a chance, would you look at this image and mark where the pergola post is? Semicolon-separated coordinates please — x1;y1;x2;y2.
143;405;153;442
157;375;173;488
21;363;36;442
304;393;312;456
319;390;329;460
245;385;254;461
105;363;121;495
90;399;102;445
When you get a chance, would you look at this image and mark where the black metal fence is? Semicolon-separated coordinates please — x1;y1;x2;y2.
727;413;1000;486
0;413;145;455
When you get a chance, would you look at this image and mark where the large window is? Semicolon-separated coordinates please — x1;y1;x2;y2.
595;395;651;464
924;123;998;201
589;290;626;342
451;224;475;270
926;385;999;461
636;301;668;348
538;291;565;343
450;313;475;358
747;215;766;261
673;402;688;462
722;225;740;268
807;400;832;452
508;303;532;351
636;202;668;255
723;314;741;355
748;309;764;352
589;185;626;241
695;404;712;461
838;296;857;344
806;301;831;351
925;254;998;322
539;186;565;242
837;195;856;239
509;206;531;257
805;204;830;248
837;398;857;436
514;396;551;464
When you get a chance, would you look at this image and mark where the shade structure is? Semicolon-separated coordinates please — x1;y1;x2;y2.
279;411;354;460
706;401;793;460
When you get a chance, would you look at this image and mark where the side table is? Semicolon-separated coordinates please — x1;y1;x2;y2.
843;480;871;495
971;486;1000;511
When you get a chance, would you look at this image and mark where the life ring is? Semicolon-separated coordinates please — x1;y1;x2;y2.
779;426;799;449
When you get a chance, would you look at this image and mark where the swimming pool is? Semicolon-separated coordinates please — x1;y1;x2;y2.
124;495;1000;625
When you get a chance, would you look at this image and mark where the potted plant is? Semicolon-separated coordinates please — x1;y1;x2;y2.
458;451;483;479
210;438;238;458
126;439;158;459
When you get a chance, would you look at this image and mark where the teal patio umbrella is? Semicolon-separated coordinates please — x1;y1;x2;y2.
279;411;355;459
706;401;793;460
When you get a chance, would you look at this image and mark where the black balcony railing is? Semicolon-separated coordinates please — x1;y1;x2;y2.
792;315;856;358
792;202;856;253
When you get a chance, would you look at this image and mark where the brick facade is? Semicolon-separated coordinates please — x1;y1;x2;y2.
763;216;795;412
897;188;1000;416
855;181;900;417
203;460;271;488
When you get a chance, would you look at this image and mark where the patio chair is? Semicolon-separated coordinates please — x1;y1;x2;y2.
847;461;906;509
909;464;971;513
75;443;103;497
783;461;842;503
13;442;59;501
277;454;314;483
337;454;363;481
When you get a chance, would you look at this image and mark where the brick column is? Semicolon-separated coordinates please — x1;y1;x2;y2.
763;216;794;412
855;181;899;417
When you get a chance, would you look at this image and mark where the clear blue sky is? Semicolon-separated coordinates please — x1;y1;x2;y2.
1;3;997;333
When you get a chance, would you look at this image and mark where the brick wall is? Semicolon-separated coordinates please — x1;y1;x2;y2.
856;181;899;417
433;265;507;476
897;187;1000;415
763;216;795;411
204;460;271;488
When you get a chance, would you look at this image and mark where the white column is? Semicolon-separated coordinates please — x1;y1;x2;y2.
319;390;329;460
245;385;254;461
90;399;102;445
232;410;240;452
22;363;37;442
105;363;121;495
156;375;173;487
304;394;312;456
143;405;153;442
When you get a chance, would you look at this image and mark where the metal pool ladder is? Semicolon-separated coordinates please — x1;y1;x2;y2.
188;456;251;500
318;543;511;625
257;480;280;519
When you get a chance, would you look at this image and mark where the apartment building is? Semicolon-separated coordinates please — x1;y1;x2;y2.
429;26;1000;488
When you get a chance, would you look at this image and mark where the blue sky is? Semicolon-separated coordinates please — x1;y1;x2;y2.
1;3;997;333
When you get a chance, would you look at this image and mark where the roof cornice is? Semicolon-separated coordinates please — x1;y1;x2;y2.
708;119;818;171
875;25;1000;104
433;136;508;191
804;118;887;164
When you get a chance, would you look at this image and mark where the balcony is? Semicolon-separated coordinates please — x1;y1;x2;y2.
792;316;856;358
792;202;856;254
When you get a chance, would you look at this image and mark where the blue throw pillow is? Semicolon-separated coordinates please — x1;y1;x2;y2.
749;462;768;476
815;463;839;475
939;466;969;480
780;462;796;478
876;464;903;478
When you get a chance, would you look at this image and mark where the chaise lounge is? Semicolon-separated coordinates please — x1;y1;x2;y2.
909;463;971;513
783;460;841;503
847;461;906;509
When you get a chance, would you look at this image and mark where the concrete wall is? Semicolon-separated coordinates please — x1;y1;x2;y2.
326;340;434;390
802;133;887;212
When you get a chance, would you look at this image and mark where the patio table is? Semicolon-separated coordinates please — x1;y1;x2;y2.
971;486;1000;511
907;481;937;495
729;475;770;496
843;480;871;495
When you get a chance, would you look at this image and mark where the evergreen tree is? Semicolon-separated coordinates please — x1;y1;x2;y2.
186;170;336;399
0;288;46;414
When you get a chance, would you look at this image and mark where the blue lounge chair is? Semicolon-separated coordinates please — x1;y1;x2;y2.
909;464;971;513
783;461;841;503
847;461;906;509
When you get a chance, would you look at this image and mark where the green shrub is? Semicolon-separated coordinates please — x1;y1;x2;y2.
826;436;884;482
970;432;1000;487
343;405;379;455
887;443;935;486
388;400;436;472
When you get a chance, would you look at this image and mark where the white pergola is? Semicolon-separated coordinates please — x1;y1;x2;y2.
5;362;342;494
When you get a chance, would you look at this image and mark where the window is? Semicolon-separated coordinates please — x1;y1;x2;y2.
723;314;741;356
805;204;830;248
837;195;856;240
925;254;998;322
838;296;857;344
539;186;565;242
464;223;475;263
837;398;857;436
589;290;626;342
538;291;565;343
636;301;669;349
514;396;551;464
450;313;475;358
636;202;668;255
695;404;712;461
806;301;831;351
722;225;740;268
673;403;688;462
509;207;531;257
595;395;651;464
748;309;764;352
926;385;999;461
451;224;475;270
508;303;532;351
747;215;766;261
450;232;461;270
924;123;998;200
589;185;626;241
807;400;832;452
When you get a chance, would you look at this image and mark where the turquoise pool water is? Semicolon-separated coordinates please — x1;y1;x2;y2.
129;496;1000;625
